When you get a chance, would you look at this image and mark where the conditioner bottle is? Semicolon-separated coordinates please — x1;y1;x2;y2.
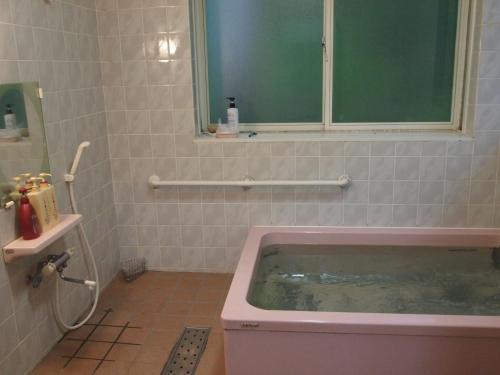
27;177;51;232
39;173;59;227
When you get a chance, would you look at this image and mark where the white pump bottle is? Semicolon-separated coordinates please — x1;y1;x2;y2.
226;97;239;128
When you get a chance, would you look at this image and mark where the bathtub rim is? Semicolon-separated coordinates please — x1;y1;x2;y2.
221;226;500;338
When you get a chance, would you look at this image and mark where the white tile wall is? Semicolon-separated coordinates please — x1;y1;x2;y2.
98;0;500;274
0;0;120;373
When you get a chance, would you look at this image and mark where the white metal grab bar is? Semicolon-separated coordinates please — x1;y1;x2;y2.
148;175;351;189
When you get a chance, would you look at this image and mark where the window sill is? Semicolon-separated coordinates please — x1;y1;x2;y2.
195;130;473;143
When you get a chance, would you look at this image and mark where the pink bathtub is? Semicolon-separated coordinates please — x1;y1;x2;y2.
221;227;500;375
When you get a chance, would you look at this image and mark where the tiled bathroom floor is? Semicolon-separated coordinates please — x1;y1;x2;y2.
31;272;232;375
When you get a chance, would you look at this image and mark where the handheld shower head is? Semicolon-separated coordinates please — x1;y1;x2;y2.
69;141;90;176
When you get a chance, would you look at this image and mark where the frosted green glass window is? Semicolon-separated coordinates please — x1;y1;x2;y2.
204;0;324;124
192;0;471;131
332;0;459;124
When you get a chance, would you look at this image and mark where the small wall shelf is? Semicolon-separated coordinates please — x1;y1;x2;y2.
3;214;82;263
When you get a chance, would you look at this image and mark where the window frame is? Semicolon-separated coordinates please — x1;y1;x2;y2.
191;0;474;134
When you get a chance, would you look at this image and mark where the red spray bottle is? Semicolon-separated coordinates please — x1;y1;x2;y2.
18;187;41;240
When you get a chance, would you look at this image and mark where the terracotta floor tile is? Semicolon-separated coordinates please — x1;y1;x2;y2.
129;311;156;328
94;360;131;375
143;288;177;305
150;313;186;331
89;326;122;342
194;288;225;303
76;342;112;360
188;302;219;317
143;285;176;298
126;304;157;317
152;271;182;285
180;272;206;283
197;358;226;375
100;287;119;298
197;337;226;375
65;325;95;341
106;343;141;362
160;301;191;316
179;278;204;289
205;334;224;354
61;358;100;374
30;354;66;374
85;309;107;325
126;298;164;315
135;343;171;364
145;330;179;348
202;274;231;289
211;318;224;334
127;361;165;375
117;327;148;345
96;297;127;311
101;311;132;326
171;286;198;301
123;287;152;303
53;340;82;357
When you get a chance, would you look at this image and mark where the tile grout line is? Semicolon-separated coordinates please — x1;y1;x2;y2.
62;356;115;362
65;337;141;346
92;321;131;374
62;308;113;368
80;323;142;328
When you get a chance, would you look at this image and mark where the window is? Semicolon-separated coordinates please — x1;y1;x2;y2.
191;0;473;132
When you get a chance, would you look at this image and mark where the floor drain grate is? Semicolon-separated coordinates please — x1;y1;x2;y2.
161;327;211;375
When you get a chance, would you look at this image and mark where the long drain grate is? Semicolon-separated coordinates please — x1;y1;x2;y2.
161;327;211;375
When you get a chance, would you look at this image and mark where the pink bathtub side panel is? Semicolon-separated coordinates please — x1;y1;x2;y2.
224;329;500;375
221;226;500;375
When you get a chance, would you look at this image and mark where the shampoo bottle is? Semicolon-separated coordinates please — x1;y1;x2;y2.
18;188;41;240
226;97;239;130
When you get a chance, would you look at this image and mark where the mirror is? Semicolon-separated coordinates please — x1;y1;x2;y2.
0;82;50;208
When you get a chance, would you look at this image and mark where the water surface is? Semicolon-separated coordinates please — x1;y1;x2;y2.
248;245;500;316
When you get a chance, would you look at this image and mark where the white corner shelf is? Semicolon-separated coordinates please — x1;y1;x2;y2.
3;214;82;263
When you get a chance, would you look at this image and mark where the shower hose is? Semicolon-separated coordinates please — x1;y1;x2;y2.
53;142;100;330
